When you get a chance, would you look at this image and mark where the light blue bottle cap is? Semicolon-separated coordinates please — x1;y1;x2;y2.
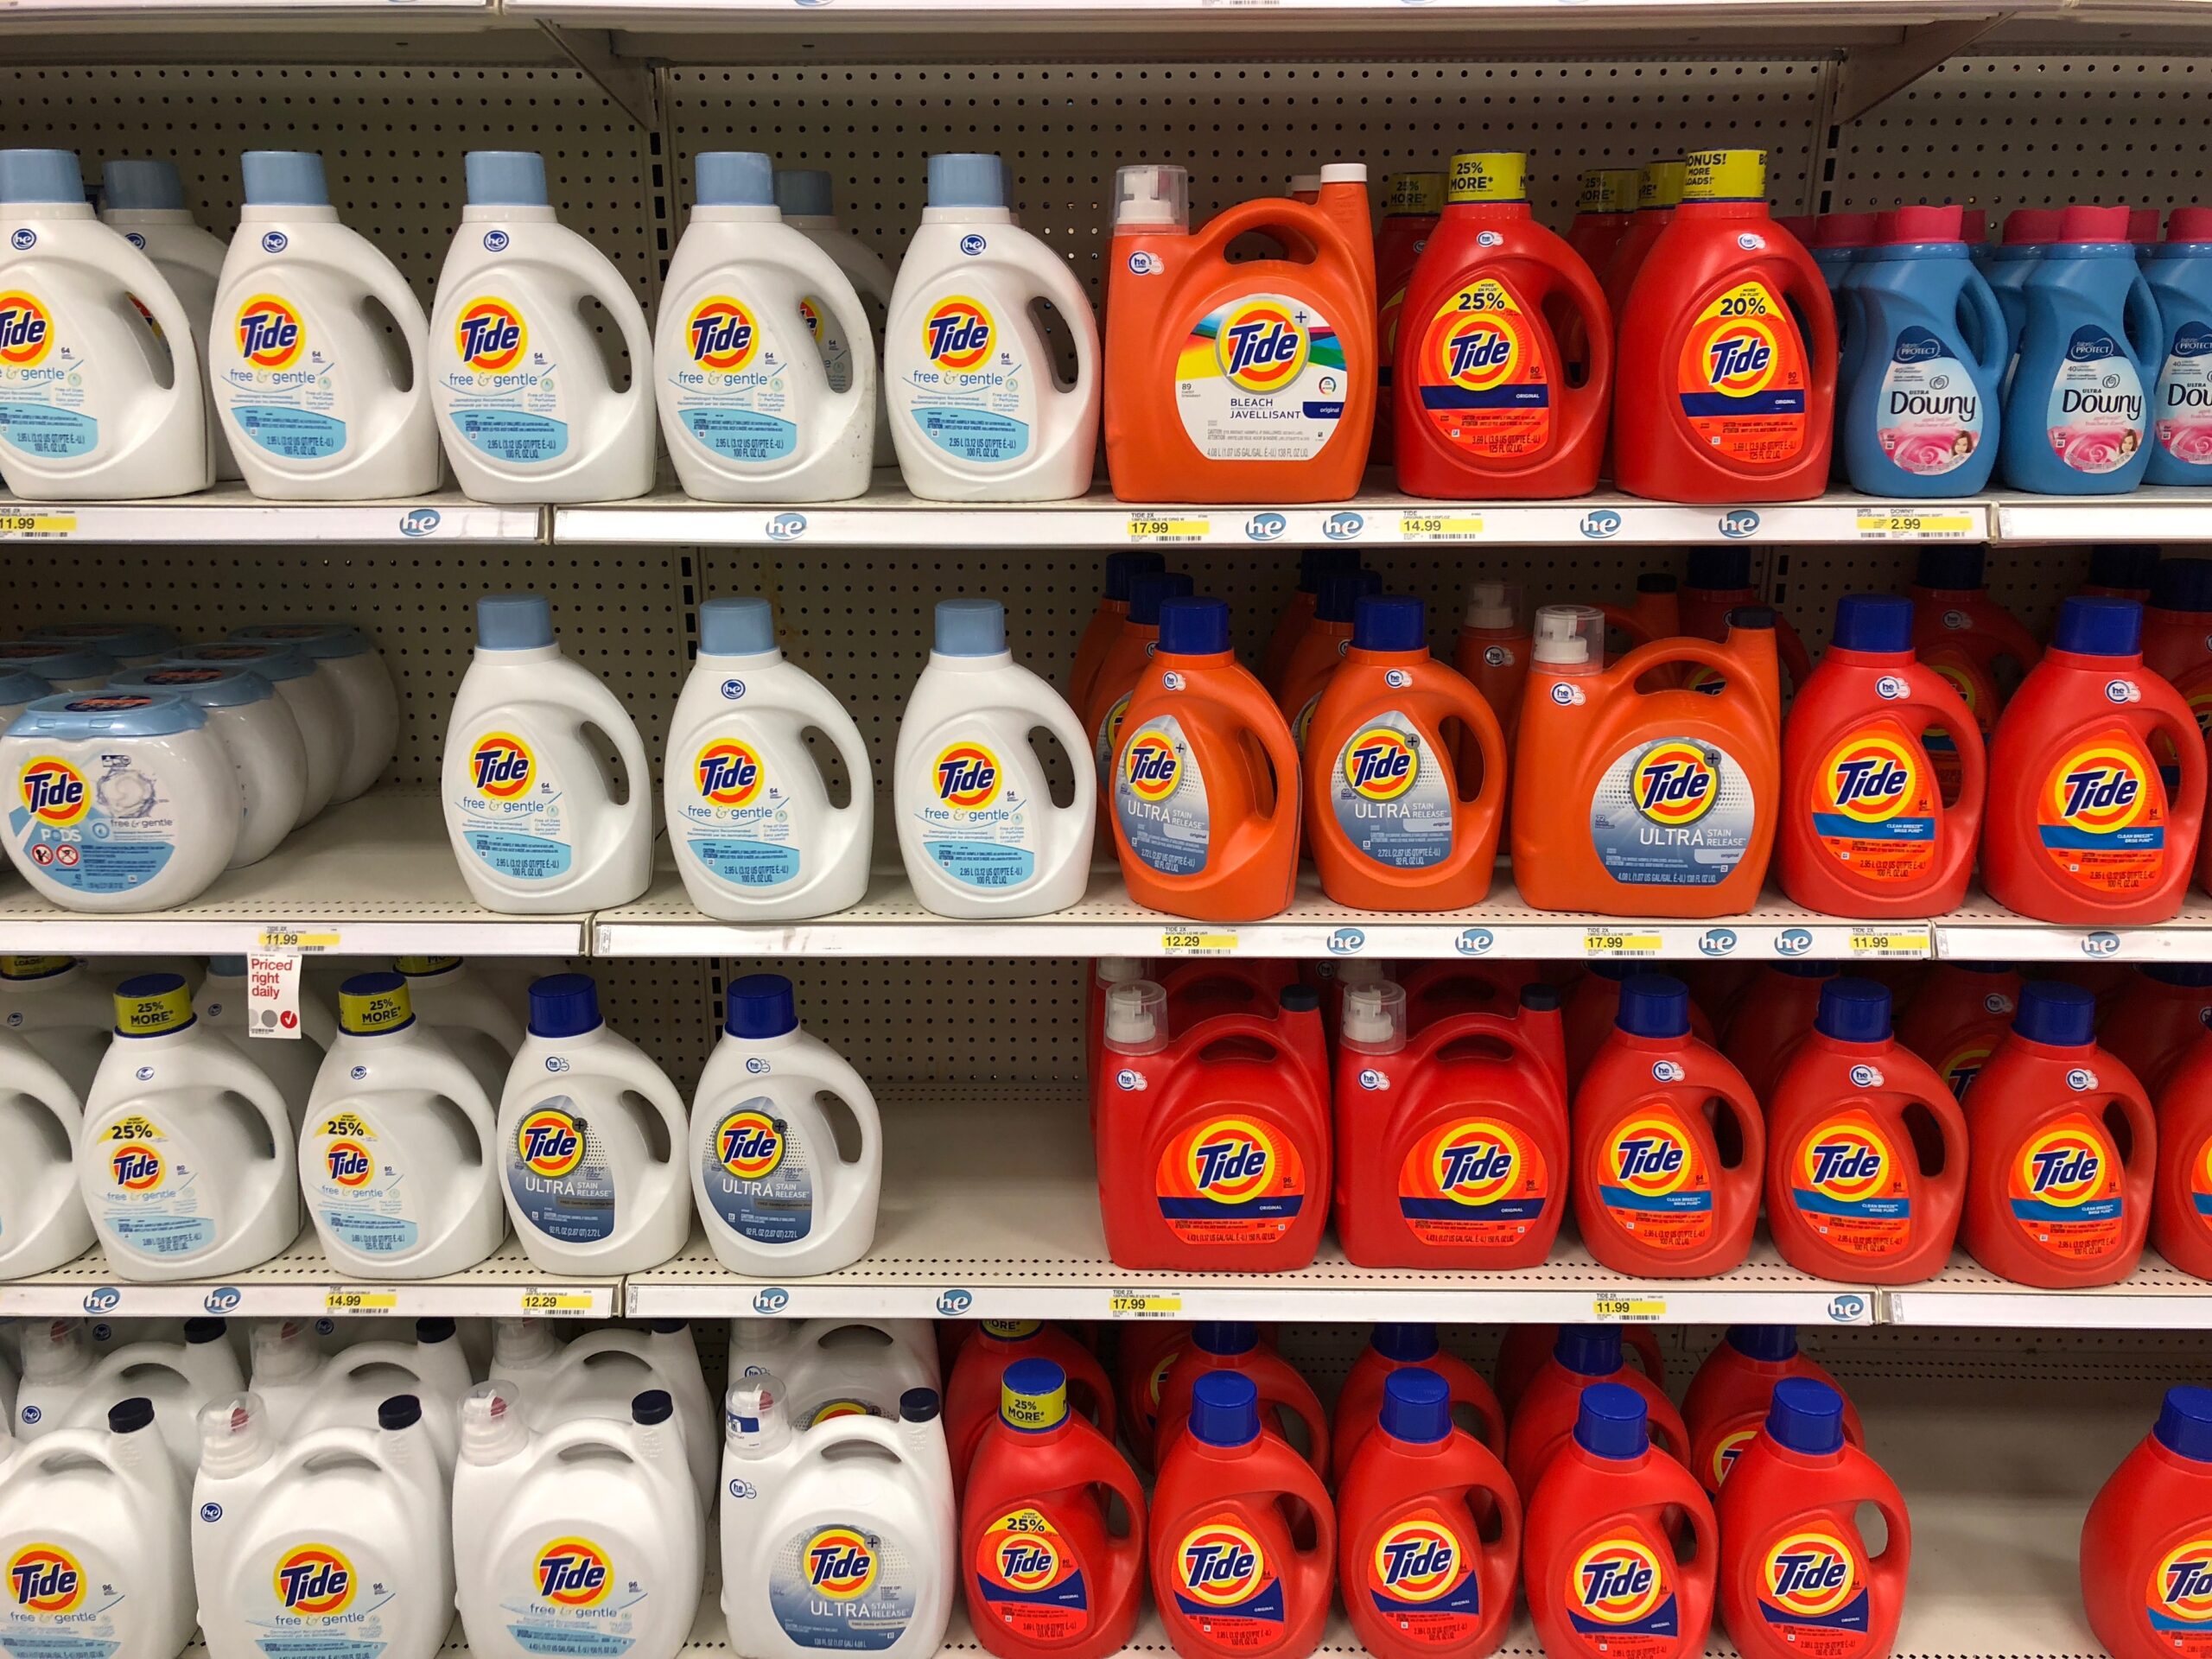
477;594;554;652
31;621;181;659
466;151;548;208
101;160;185;212
111;664;274;710
167;641;310;683
8;690;204;741
0;150;84;206
775;169;835;218
0;671;48;709
935;599;1006;657
696;152;774;208
0;642;114;683
241;151;329;207
228;622;373;661
929;153;1006;210
700;597;777;656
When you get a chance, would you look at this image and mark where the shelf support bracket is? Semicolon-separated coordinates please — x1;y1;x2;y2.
1834;14;2007;124
538;23;660;132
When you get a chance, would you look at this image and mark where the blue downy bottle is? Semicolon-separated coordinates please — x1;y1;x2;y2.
1840;205;2005;497
2146;205;2212;486
1999;205;2161;495
1821;213;1879;435
1986;207;2061;395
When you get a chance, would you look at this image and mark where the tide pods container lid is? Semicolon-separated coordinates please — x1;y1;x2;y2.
110;664;275;709
7;690;205;739
113;972;194;1037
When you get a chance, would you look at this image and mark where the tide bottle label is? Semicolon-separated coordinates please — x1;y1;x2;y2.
1413;278;1554;459
974;1508;1090;1641
2006;1110;2126;1261
506;1096;618;1244
1675;280;1809;466
682;737;800;889
1787;1109;1913;1259
1808;721;1940;884
2045;325;2148;474
1751;1527;1874;1658
2035;728;2168;893
1590;736;1757;888
448;296;572;464
1874;326;1985;475
1702;1416;1758;1491
224;292;351;461
2148;1531;2212;1654
672;292;803;463
1561;1523;1681;1659
1363;1507;1482;1642
1330;713;1453;870
2155;320;2212;468
1168;1512;1284;1637
1595;1103;1714;1251
2187;1130;2212;1243
698;1098;815;1245
2151;663;2212;790
453;728;573;884
769;1522;922;1648
1154;1112;1306;1245
14;741;185;897
3;1541;124;1651
1116;715;1211;877
0;289;98;461
92;1113;216;1259
1397;1116;1549;1248
1178;292;1347;463
908;293;1033;464
307;1107;426;1259
912;733;1041;892
513;1535;651;1649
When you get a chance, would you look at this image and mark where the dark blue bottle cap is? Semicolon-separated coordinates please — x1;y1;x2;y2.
1299;547;1360;594
1353;594;1426;653
1379;1367;1452;1446
1554;1324;1623;1377
1832;594;1913;655
1128;571;1193;627
1686;547;1751;591
1280;985;1319;1014
1371;1323;1440;1363
1816;978;1892;1044
2088;543;2161;593
2013;980;2095;1047
416;1317;456;1344
901;1388;942;1424
185;1319;226;1344
1916;546;1986;591
2053;595;2142;658
1523;984;1562;1013
1726;1325;1799;1363
1316;570;1382;624
1193;1321;1257;1357
1573;1382;1649;1460
1190;1371;1262;1448
648;1319;688;1335
631;1389;674;1426
1765;1376;1846;1454
378;1394;423;1431
726;973;798;1039
1636;574;1679;595
1158;597;1230;657
1103;550;1166;604
2152;558;2212;614
2156;1385;2212;1461
773;169;835;219
1593;962;1636;982
2146;963;2212;988
1615;974;1690;1039
527;973;602;1039
106;1396;156;1435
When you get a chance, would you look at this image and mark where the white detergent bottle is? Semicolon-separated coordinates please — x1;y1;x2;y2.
0;1027;91;1279
395;956;524;1098
0;671;53;730
497;974;689;1274
228;622;398;804
666;597;871;922
193;1389;453;1659
893;599;1095;918
79;975;300;1281
724;1319;941;1427
690;974;880;1278
775;169;896;461
883;152;1099;502
443;594;652;914
655;151;876;503
168;640;342;825
720;1378;955;1659
0;956;111;1098
17;1316;243;1475
196;955;334;1131
0;148;213;501
428;150;655;505
245;1317;471;1471
209;150;440;502
108;665;307;869
29;620;182;670
302;972;505;1279
486;1319;715;1511
99;157;238;482
453;1382;703;1659
0;1396;194;1659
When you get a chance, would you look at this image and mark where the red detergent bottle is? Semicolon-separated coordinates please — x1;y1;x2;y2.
1494;1325;1668;1424
1893;961;2020;1099
2082;1385;2212;1659
963;1357;1147;1659
1718;1378;1910;1659
1373;172;1445;464
1071;550;1166;723
1332;1325;1508;1487
1681;1327;1864;1497
2144;558;2212;793
1114;1320;1192;1473
1602;159;1688;318
1397;959;1543;1030
947;1321;1119;1498
1565;964;1718;1095
1262;549;1358;699
1150;1371;1335;1659
1984;596;2205;926
1339;1368;1522;1659
2101;964;2212;1096
1722;961;1838;1103
1573;974;1765;1280
1525;1382;1719;1659
1962;980;2157;1288
1156;960;1326;1103
2155;1031;2212;1279
1779;593;1986;918
2076;543;2163;608
1908;545;2044;802
1333;979;1570;1271
1154;1323;1330;1484
1765;977;1969;1285
1506;1325;1689;1503
1680;547;1815;694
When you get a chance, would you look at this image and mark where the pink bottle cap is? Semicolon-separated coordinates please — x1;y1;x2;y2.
1773;213;1815;242
2059;204;2132;243
2002;207;2064;245
2127;207;2163;245
1813;211;1878;249
2169;206;2212;244
1884;204;1963;244
1961;207;1989;244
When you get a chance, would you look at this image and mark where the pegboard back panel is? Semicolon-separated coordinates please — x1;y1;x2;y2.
1772;539;2113;657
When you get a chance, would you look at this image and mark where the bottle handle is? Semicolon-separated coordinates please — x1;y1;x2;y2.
1441;677;1510;828
1963;270;2009;384
354;238;435;402
1670;1490;1722;1637
1030;255;1103;410
1596;601;1669;649
1610;633;1748;692
563;677;654;886
2155;697;2209;846
800;683;877;881
1715;1080;1767;1236
1471;1470;1523;1615
1913;665;1988;886
791;240;881;460
1097;1459;1150;1608
2126;270;2165;367
1191;200;1347;276
588;259;657;419
2120;1079;2161;1199
1021;670;1102;870
1557;254;1616;454
113;243;207;445
1246;702;1306;873
1867;1490;1914;1593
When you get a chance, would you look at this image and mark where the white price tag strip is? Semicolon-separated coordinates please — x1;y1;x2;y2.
1127;514;1210;543
1109;1291;1185;1318
326;1287;398;1314
1583;931;1663;957
1591;1295;1667;1321
1848;925;1933;957
245;953;304;1041
1854;511;1975;540
1160;931;1238;956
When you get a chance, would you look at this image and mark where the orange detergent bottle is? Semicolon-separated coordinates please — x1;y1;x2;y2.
1565;965;1718;1095
1114;1320;1192;1473
1494;1324;1668;1423
1681;1327;1863;1497
1104;162;1376;505
1779;594;1986;918
1394;151;1613;499
1717;1379;1910;1659
1373;173;1445;464
1514;603;1783;918
1894;961;2020;1099
1506;1325;1690;1503
1333;981;1570;1271
1572;974;1765;1278
1150;1372;1335;1659
1262;550;1359;698
1601;159;1688;318
947;1320;1118;1497
1085;570;1192;799
963;1358;1147;1659
1613;149;1837;503
2101;965;2212;1096
1961;981;2156;1288
1154;1323;1330;1483
1599;573;1683;653
1397;959;1544;1030
1070;551;1166;722
1721;962;1837;1103
2154;1030;2212;1279
2143;559;2212;792
1094;979;1331;1272
1332;1325;1507;1487
1765;977;1969;1285
1456;582;1533;785
1524;1383;1718;1659
1909;546;2043;801
1983;597;2205;926
1338;1368;1522;1659
1276;569;1380;752
1681;548;1815;695
1306;594;1509;911
1112;598;1302;923
2082;1385;2212;1659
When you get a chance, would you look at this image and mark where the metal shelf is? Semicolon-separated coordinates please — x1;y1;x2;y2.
1994;489;2212;545
1934;889;2212;963
1890;1253;2212;1328
0;487;541;545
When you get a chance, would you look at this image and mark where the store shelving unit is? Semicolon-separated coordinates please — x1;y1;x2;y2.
0;488;540;545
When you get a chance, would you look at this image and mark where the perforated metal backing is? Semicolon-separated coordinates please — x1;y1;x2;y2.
1770;537;2106;655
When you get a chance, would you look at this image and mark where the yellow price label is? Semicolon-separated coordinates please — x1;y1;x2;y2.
1127;515;1210;543
1855;511;1974;540
257;926;342;953
1109;1292;1185;1319
1592;1296;1667;1321
519;1290;594;1316
1398;512;1484;541
1583;931;1663;957
0;513;75;537
325;1287;398;1314
1848;926;1932;957
1160;931;1239;955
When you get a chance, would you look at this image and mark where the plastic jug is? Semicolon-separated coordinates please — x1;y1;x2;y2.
1275;569;1379;755
1505;1326;1689;1503
1908;545;2041;801
79;975;298;1281
655;152;876;502
1087;571;1195;797
209;150;440;500
2101;964;2212;1095
497;974;690;1275
1961;981;2155;1287
0;148;212;499
486;1319;716;1510
1599;158;1686;317
1331;1325;1505;1488
1373;172;1443;462
1492;1325;1668;1423
775;168;897;461
2075;543;2162;607
2155;1030;2212;1278
103;665;306;868
165;639;340;825
690;973;881;1277
443;594;652;914
1455;581;1532;784
2147;208;2212;484
1986;207;2061;383
2082;1385;2212;1659
16;1316;242;1475
1721;962;1836;1104
1070;550;1166;727
727;1318;942;1427
2143;558;2212;789
245;1316;471;1470
428;150;653;504
1564;965;1717;1094
1154;1324;1327;1484
946;1323;1116;1496
1262;549;1358;697
0;1026;90;1277
1563;167;1640;377
896;598;1096;918
1895;961;2019;1098
0;956;108;1099
1104;162;1373;504
887;153;1099;502
195;955;334;1128
1681;1328;1862;1497
225;621;398;805
395;955;524;1097
99;157;236;481
1678;547;1815;696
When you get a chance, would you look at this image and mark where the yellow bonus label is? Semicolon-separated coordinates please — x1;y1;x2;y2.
1592;1296;1668;1321
1109;1291;1185;1319
1127;516;1210;543
257;926;341;953
325;1287;397;1314
518;1290;594;1316
1160;931;1239;955
1583;931;1663;957
1398;512;1485;541
0;514;76;537
1855;511;1974;540
1848;926;1933;957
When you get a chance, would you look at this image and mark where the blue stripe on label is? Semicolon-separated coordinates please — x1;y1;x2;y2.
1792;1187;1910;1219
1812;813;1936;841
2010;1196;2122;1223
1599;1185;1714;1214
2038;825;2165;850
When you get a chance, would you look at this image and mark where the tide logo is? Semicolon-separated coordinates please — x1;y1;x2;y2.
534;1537;612;1607
687;297;760;372
2019;1125;2105;1203
922;297;994;372
1371;1519;1460;1601
17;758;88;828
2152;1537;2212;1624
1188;1118;1276;1204
1344;728;1418;802
455;299;528;372
274;1545;356;1616
804;1527;880;1600
1435;1122;1521;1206
2051;745;2152;833
1570;1535;1667;1624
1437;308;1522;392
1801;1122;1891;1204
516;1107;586;1179
1176;1521;1266;1606
1825;735;1918;823
8;1547;82;1615
235;295;305;369
1701;316;1781;397
934;742;1002;810
111;1144;163;1192
1217;299;1310;393
716;1109;785;1179
1709;1429;1757;1488
695;740;765;807
1632;741;1719;826
469;734;535;800
324;1140;375;1188
1762;1532;1858;1619
995;1533;1063;1592
1122;732;1183;804
1611;1115;1694;1199
0;294;54;367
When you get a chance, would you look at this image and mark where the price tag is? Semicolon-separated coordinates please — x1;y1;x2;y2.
1127;515;1210;543
326;1287;398;1314
1160;931;1238;956
0;513;75;537
246;953;305;1041
257;925;341;953
519;1290;595;1316
1591;1295;1667;1321
1109;1291;1185;1318
1582;931;1663;957
1848;925;1932;957
1397;512;1484;542
1855;511;1975;540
